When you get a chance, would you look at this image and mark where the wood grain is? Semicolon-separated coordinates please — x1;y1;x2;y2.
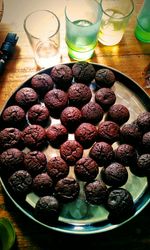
0;0;150;249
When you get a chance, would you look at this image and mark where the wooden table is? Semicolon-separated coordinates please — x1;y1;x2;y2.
0;0;150;249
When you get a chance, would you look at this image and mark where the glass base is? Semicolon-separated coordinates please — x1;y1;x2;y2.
67;47;94;61
135;24;150;43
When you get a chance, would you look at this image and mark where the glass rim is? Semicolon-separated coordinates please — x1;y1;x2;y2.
23;9;60;40
100;0;134;20
65;0;102;26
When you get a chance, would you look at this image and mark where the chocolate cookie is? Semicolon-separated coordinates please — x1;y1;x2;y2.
97;121;120;144
2;105;26;128
115;144;137;166
31;73;54;95
84;180;108;205
95;87;116;111
24;151;47;176
81;101;104;124
95;68;116;88
74;157;99;182
101;162;128;187
136;111;150;133
68;83;92;108
120;123;142;146
130;154;150;177
60;106;82;133
15;87;38;109
142;132;150;153
32;173;53;196
106;104;130;126
89;141;114;166
46;124;68;148
44;89;68;118
75;122;98;148
55;177;80;203
72;62;96;84
27;104;50;126
60;140;83;165
22;125;46;149
8;170;32;197
50;64;73;90
0;127;22;150
47;156;69;182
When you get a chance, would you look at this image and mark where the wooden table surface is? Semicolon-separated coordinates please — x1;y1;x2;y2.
0;0;150;249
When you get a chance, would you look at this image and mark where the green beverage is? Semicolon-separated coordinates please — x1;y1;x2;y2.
66;19;100;60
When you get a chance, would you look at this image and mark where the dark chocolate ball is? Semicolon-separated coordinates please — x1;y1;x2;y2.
95;68;116;88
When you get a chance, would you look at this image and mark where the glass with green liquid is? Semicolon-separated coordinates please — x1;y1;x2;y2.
135;0;150;43
65;0;102;61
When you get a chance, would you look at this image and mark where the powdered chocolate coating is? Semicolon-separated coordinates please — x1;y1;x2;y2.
101;162;128;187
95;68;116;88
60;140;83;165
2;105;26;127
89;141;114;166
55;177;80;203
106;104;130;126
115;144;137;166
31;73;54;95
8;170;32;197
27;104;50;126
60;106;82;133
47;156;69;182
75;122;98;148
84;180;108;205
68;83;92;108
15;87;38;109
0;127;22;150
81;101;104;124
22;125;46;149
51;64;73;90
137;111;150;133
74;157;99;182
32;173;53;196
72;62;96;84
95;87;116;111
98;121;120;144
24;151;47;176
35;196;60;223
46;124;68;148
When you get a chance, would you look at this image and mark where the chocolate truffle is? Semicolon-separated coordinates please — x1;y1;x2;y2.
24;151;47;176
0;127;22;150
68;83;92;108
22;125;46;149
60;106;82;133
142;132;150;153
60;140;83;165
44;89;68;118
75;122;98;148
81;101;104;124
50;64;73;90
27;104;50;126
31;73;54;95
47;156;69;182
35;196;60;223
136;111;150;133
74;157;99;182
97;121;120;144
106;104;130;126
72;62;96;84
106;188;135;224
0;148;24;176
115;144;137;166
55;177;80;203
131;154;150;177
15;87;38;109
46;124;68;148
2;105;26;128
8;170;32;197
120;123;142;146
84;180;108;205
95;68;116;88
89;141;114;166
32;173;53;196
95;87;116;111
101;162;128;187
